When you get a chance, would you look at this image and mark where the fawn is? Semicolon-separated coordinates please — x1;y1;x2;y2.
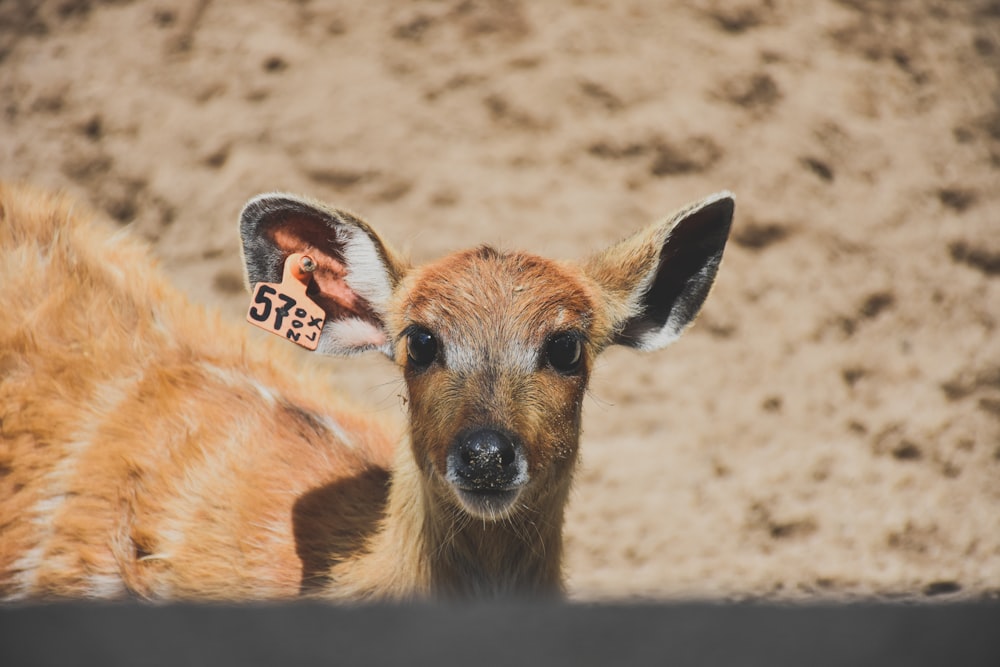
0;183;733;601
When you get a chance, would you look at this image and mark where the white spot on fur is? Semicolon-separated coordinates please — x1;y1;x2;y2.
316;413;355;451
157;527;186;553
249;378;279;405
137;552;171;563
86;572;127;598
199;361;281;406
4;545;44;601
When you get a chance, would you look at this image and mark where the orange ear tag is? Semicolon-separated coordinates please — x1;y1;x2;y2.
247;253;326;351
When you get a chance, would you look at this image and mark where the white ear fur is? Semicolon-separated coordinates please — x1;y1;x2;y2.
338;225;394;319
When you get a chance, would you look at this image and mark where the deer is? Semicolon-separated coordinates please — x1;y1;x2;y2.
0;182;733;601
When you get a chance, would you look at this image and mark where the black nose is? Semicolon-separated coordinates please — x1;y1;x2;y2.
452;429;519;490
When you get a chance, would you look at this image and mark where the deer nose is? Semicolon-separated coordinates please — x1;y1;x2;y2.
452;429;519;490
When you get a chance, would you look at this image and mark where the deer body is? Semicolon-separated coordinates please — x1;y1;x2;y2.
0;183;733;601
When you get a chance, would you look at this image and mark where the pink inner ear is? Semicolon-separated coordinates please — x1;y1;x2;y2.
312;260;361;311
270;225;382;329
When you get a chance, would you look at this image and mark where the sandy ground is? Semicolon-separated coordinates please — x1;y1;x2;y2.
1;0;999;600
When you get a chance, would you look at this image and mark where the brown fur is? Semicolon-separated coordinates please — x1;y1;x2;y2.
0;185;393;600
0;183;732;601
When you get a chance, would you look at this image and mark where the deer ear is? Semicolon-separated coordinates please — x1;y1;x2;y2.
584;192;734;351
239;193;409;357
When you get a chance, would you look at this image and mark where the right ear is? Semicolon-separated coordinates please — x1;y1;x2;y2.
239;193;409;358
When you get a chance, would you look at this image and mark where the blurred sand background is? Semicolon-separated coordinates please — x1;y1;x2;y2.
1;0;998;600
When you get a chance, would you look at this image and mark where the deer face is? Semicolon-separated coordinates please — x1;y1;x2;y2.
392;248;602;519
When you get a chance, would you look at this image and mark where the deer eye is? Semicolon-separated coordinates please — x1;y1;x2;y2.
406;327;438;369
546;333;582;374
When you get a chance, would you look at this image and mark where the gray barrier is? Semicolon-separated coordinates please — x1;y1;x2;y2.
2;601;998;666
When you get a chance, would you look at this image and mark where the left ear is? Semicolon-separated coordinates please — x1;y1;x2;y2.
582;192;734;351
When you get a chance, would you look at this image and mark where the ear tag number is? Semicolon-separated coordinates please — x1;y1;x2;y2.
247;253;326;351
